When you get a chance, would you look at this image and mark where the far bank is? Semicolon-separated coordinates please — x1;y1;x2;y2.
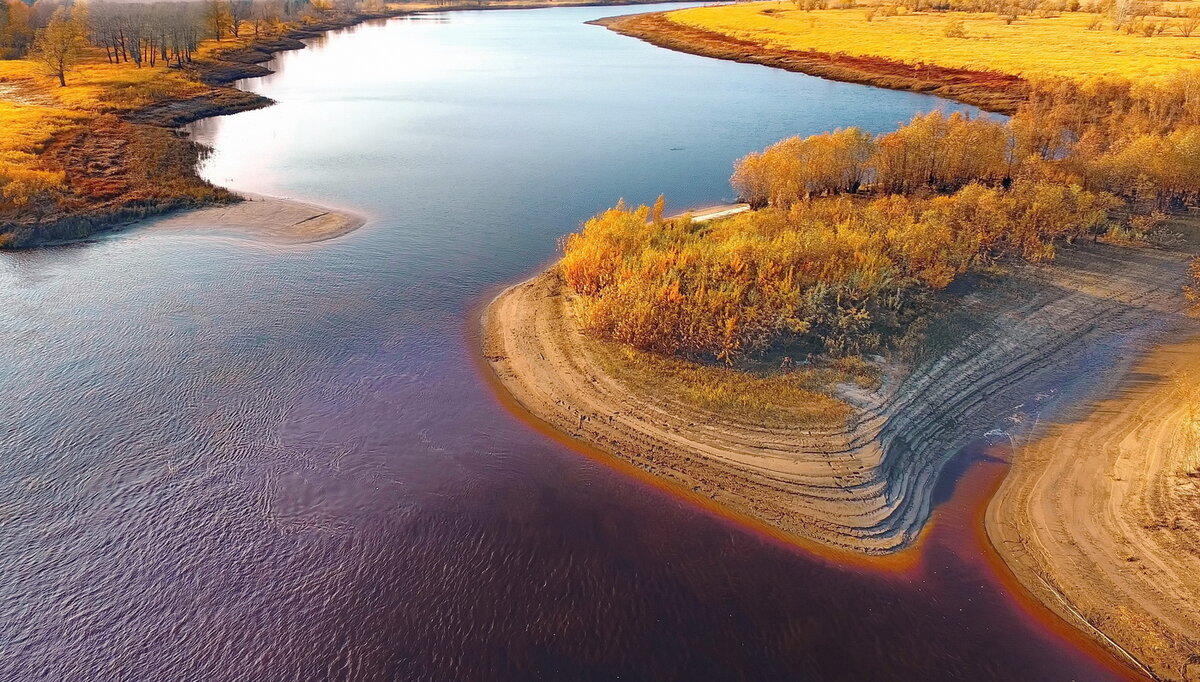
0;0;695;248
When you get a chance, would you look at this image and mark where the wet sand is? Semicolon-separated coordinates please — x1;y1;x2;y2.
145;194;365;245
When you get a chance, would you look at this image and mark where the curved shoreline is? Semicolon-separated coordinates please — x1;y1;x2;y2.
141;193;366;246
590;11;1025;115
483;241;1199;678
1;0;696;250
481;240;1194;554
986;334;1200;680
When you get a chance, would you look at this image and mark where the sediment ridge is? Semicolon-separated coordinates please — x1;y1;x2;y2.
482;241;1194;554
142;193;365;245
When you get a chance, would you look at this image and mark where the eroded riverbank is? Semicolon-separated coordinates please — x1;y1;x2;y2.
591;11;1025;114
481;236;1195;552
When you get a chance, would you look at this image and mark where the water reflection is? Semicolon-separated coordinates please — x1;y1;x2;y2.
1;4;1132;680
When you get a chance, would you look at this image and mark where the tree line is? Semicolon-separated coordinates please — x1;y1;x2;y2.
560;179;1114;362
732;76;1200;213
560;73;1200;363
1;0;339;77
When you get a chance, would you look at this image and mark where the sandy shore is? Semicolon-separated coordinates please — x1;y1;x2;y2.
143;194;365;245
986;334;1200;680
482;240;1194;555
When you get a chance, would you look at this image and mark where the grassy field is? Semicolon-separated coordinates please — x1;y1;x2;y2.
666;2;1200;81
0;55;209;174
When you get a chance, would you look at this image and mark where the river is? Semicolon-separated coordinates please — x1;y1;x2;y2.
0;4;1132;680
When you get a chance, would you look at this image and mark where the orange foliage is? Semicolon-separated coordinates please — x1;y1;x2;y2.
561;180;1115;362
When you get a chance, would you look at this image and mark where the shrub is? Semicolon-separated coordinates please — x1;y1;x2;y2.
561;180;1115;362
944;18;968;36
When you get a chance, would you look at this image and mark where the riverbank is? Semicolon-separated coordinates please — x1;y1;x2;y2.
986;333;1200;680
592;11;1025;114
595;0;1200;116
482;232;1196;555
0;0;691;249
587;7;1200;673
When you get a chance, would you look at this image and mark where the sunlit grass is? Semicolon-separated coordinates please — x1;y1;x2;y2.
0;46;226;230
587;335;863;427
667;2;1200;81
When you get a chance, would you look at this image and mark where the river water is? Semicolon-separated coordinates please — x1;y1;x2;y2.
1;4;1133;680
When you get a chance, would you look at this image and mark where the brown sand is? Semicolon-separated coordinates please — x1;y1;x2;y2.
986;335;1200;680
145;194;365;245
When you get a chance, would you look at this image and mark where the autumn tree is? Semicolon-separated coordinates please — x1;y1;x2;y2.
561;181;1114;363
31;5;86;87
732;113;1013;207
0;1;8;54
205;0;231;40
229;0;252;37
732;127;874;208
1180;9;1200;37
0;0;35;58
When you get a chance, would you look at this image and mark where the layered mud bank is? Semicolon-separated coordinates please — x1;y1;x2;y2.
987;335;1200;681
591;12;1025;114
482;242;1194;554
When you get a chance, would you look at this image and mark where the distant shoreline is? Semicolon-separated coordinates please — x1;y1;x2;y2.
1;0;697;249
590;11;1024;115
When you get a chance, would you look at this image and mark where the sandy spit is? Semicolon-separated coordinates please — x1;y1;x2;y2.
144;194;365;245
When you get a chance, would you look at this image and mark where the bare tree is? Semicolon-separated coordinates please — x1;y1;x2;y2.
205;0;230;40
229;0;252;36
1180;9;1200;36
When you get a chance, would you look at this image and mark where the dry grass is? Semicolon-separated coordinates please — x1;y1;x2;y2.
587;335;860;427
0;49;208;185
0;44;248;245
667;2;1200;82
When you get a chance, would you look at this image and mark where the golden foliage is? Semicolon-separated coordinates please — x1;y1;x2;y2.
732;112;1016;207
731;127;873;207
560;179;1115;362
0;21;224;234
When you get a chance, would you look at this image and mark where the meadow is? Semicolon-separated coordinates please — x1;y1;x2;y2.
667;1;1200;82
